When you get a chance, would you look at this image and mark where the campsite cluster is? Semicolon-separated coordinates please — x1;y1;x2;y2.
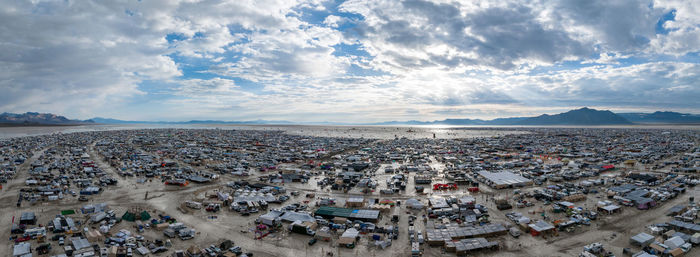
2;127;699;257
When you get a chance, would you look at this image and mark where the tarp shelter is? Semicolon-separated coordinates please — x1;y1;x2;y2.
668;220;700;233
664;236;685;249
477;170;532;188
406;199;424;209
13;242;31;257
630;232;655;247
258;211;282;226
280;211;315;223
71;237;91;250
314;206;380;222
599;204;621;214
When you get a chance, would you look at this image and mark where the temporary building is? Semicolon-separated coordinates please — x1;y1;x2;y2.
338;228;360;245
314;206;380;222
630;232;655;247
280;211;315;223
664;236;685;250
599;204;621;215
315;227;332;241
257;211;282;226
71;237;91;251
346;197;365;207
19;212;36;225
528;221;555;236
477;171;532;188
668;220;700;233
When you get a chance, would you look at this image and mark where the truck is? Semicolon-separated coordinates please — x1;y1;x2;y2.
495;198;513;210
509;227;521;238
178;228;195;240
411;242;421;256
691;233;700;245
23;227;46;238
163;229;176;238
290;222;315;236
91;212;107;223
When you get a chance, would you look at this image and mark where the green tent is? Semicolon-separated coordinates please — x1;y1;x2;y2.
122;211;136;222
139;211;151;221
61;210;75;215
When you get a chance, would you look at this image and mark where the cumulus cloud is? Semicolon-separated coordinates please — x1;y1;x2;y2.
0;0;698;122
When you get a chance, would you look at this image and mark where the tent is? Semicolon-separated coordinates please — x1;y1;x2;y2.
122;211;136;222
139;211;151;221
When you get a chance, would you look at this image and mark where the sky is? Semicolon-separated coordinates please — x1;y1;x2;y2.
0;0;699;122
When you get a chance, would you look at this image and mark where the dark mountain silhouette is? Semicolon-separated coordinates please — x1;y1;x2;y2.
374;108;633;125
516;107;632;125
0;112;93;125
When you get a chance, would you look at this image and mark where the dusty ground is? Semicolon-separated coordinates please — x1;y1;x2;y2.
1;140;697;257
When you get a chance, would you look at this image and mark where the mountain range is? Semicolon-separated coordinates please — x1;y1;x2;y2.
90;117;294;125
374;107;632;125
618;111;700;124
1;108;699;126
375;108;700;125
0;112;94;125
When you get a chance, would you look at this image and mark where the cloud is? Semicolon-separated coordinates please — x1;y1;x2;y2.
0;0;698;122
340;0;594;72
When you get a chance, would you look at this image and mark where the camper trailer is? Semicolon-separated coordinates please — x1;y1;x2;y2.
186;201;202;209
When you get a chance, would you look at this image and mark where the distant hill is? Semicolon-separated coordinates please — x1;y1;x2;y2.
91;117;144;124
618;111;700;124
373;117;528;126
0;112;93;125
516;107;632;125
372;108;632;125
90;117;294;125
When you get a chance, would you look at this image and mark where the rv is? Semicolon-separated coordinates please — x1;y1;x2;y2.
186;201;202;209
